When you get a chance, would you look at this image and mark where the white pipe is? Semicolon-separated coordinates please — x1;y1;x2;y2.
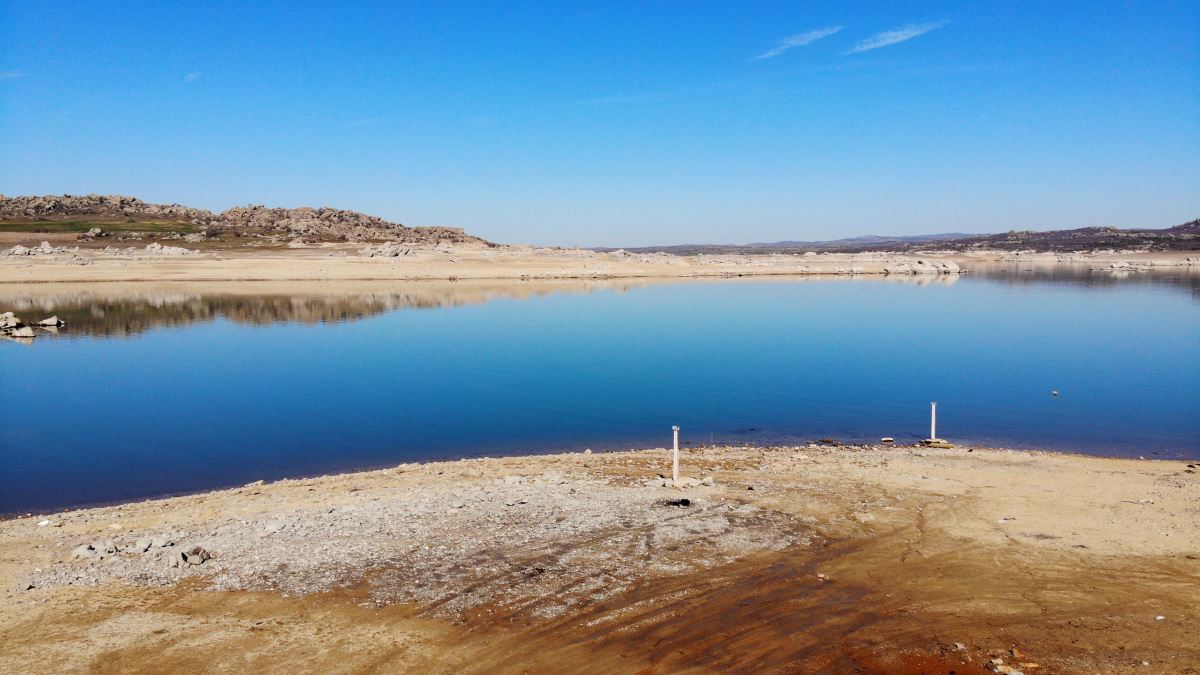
672;426;680;484
930;401;938;440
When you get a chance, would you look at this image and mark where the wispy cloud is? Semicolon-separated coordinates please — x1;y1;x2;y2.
755;26;843;60
184;71;201;83
0;70;25;80
847;21;948;54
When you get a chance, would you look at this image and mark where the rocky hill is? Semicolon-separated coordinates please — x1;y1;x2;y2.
0;194;487;245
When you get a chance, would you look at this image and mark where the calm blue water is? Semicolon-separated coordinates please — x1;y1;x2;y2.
2;269;1198;513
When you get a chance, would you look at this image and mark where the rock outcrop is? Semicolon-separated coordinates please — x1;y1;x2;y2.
0;194;489;244
0;194;213;223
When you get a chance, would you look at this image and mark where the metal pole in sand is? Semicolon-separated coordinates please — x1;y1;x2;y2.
930;401;938;440
672;426;680;484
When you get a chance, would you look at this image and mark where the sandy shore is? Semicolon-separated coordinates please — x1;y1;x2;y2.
2;242;1194;284
2;444;1197;673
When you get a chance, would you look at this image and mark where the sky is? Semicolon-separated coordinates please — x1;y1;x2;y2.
1;1;1197;247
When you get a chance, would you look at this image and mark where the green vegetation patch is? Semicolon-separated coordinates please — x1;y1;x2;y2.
0;219;201;234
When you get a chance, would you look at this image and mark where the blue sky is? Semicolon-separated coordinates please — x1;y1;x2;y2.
1;1;1197;247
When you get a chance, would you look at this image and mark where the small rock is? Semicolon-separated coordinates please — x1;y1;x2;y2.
174;545;212;566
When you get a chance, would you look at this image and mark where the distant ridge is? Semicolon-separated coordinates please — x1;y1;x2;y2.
596;220;1199;255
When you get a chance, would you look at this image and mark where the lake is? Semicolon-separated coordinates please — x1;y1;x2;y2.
2;265;1198;514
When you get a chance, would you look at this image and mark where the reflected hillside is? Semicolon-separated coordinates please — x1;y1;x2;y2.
0;279;653;338
959;262;1200;300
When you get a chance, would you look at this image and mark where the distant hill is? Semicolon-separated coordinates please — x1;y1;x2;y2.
0;194;488;245
929;221;1199;252
596;220;1199;255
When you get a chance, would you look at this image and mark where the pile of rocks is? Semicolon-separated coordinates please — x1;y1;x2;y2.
3;241;80;256
220;204;483;244
359;242;414;257
142;242;197;256
882;259;961;275
77;227;110;241
0;194;215;224
1;311;65;341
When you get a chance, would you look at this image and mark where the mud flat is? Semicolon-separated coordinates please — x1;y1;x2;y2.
2;444;1197;673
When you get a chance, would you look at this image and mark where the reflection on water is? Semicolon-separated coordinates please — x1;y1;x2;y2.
963;262;1200;299
0;276;967;339
3;264;1193;340
0;280;651;338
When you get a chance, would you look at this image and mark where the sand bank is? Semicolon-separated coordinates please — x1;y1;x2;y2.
2;444;1197;673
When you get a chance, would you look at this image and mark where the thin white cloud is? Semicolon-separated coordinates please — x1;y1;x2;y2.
0;70;25;80
755;26;843;60
847;21;948;54
184;71;201;83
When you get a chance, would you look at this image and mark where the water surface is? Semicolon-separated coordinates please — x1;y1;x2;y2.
2;268;1197;513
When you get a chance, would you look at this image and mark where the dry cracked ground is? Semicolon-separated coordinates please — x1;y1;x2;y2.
1;444;1198;674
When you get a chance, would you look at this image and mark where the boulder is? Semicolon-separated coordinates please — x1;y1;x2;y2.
174;545;212;567
143;242;196;256
36;316;65;327
72;544;96;559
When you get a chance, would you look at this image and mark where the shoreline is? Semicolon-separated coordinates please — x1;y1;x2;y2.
2;245;1196;285
3;443;1197;672
5;439;1197;519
